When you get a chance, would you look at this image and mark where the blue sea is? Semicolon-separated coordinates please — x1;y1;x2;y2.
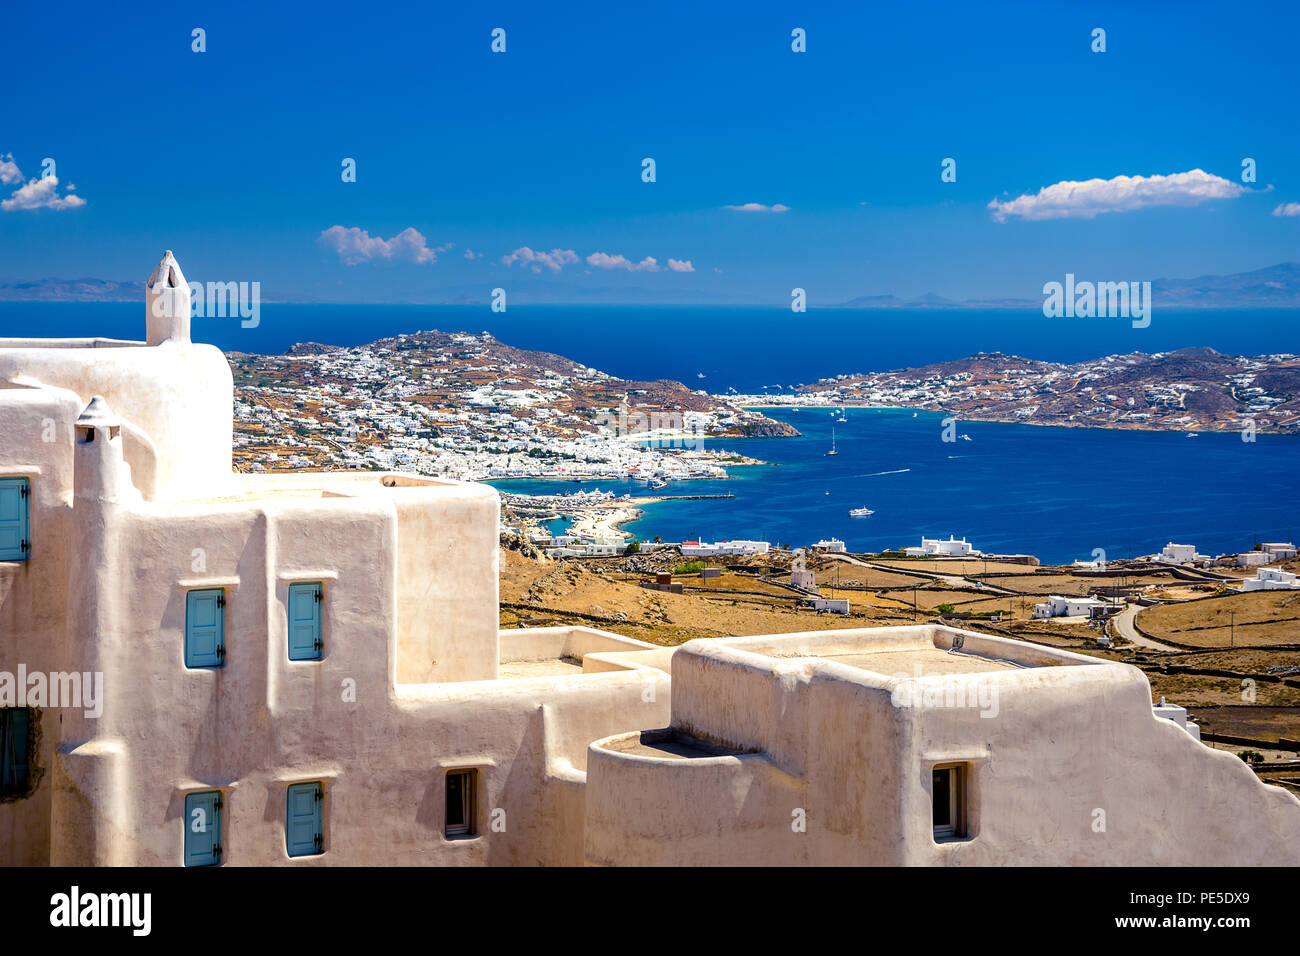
492;407;1300;565
4;301;1300;393
5;302;1299;564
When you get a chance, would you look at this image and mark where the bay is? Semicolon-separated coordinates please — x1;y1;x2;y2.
492;407;1300;566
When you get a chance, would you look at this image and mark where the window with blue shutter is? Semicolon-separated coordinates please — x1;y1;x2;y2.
287;582;323;661
285;781;324;857
184;790;223;866
185;589;226;668
0;707;31;795
0;477;31;562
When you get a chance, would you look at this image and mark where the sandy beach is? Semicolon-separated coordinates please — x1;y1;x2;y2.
567;505;643;541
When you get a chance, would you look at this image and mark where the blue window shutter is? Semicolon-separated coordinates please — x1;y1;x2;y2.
0;478;30;562
286;782;323;857
1;708;30;792
184;790;223;866
287;582;322;661
185;589;225;668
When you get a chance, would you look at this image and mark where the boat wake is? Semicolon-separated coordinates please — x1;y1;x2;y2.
850;468;911;478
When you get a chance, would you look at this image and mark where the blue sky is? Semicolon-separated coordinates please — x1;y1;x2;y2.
2;0;1298;304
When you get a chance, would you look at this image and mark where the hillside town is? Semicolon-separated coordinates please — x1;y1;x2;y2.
228;330;796;481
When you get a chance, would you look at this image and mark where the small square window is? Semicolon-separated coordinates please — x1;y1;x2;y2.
932;764;967;841
445;769;477;838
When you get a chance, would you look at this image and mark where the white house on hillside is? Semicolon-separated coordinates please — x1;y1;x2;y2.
1032;594;1118;619
811;538;847;553
904;536;982;557
1239;567;1300;592
1154;542;1210;565
680;539;769;558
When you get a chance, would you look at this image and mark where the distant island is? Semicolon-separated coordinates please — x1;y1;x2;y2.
774;347;1300;434
7;262;1300;309
834;262;1300;311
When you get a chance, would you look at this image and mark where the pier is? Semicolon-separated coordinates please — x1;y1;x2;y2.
646;493;735;501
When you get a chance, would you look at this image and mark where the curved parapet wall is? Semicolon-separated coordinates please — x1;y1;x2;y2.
585;729;807;867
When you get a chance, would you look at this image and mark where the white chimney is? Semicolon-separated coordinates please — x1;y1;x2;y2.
145;250;192;346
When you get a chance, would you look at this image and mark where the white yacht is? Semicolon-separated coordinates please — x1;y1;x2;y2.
849;507;874;517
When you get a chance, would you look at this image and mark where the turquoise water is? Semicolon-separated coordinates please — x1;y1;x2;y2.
492;407;1300;565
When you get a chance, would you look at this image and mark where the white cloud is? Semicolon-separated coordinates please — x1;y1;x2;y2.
586;252;660;272
1;175;86;211
666;258;694;272
1272;202;1300;217
501;246;579;273
0;153;22;185
724;202;789;212
464;248;482;260
988;169;1246;222
318;225;442;264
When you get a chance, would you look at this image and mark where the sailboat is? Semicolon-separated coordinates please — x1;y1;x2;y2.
826;426;839;456
835;407;847;423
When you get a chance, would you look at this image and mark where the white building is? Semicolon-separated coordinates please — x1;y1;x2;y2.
1154;542;1210;565
0;253;672;867
790;568;818;591
573;541;622;557
807;597;850;614
1239;567;1300;592
680;539;770;558
1237;551;1269;568
584;627;1299;866
1032;594;1117;619
1262;542;1297;561
1153;698;1202;741
811;538;847;553
903;536;982;558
